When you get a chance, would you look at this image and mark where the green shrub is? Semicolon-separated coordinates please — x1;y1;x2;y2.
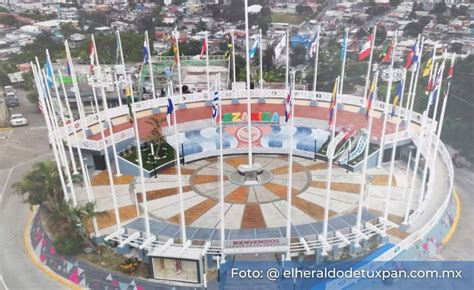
54;234;84;256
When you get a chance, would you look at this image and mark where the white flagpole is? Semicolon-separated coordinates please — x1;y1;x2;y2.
217;73;226;263
91;34;122;230
205;31;210;97
402;150;412;200
383;68;407;233
339;28;349;94
92;34;123;177
312;25;321;93
90;84;122;230
174;30;184;104
43;52;77;205
429;54;455;196
244;0;253;166
231;29;236;84
408;36;425;124
169;81;187;244
377;31;398;168
323;77;340;241
128;77;152;238
362;26;376;104
116;29;126;106
285;71;296;259
285;29;289;92
145;31;156;99
63;41;99;235
355;71;379;243
57;69;78;175
259;28;263;92
417;59;445;207
31;63;70;204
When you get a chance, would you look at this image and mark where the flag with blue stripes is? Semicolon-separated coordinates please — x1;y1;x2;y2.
44;59;54;89
212;91;220;123
166;92;174;126
249;35;260;58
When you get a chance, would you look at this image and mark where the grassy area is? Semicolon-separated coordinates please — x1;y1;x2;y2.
271;12;305;25
121;142;175;172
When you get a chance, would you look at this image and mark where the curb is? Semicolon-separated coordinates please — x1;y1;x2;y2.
23;207;83;290
441;190;461;245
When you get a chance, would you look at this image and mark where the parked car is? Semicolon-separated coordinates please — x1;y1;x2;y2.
3;85;15;96
10;113;28;127
4;94;19;107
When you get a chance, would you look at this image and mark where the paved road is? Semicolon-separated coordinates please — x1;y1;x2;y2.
436;166;474;261
0;89;64;290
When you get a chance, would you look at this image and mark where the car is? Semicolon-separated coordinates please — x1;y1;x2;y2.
4;94;19;107
10;113;28;127
3;85;15;96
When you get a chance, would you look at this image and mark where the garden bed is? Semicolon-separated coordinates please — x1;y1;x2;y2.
121;142;175;172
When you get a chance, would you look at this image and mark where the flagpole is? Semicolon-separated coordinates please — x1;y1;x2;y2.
322;76;340;241
429;54;455;197
259;29;263;92
90;84;122;231
377;31;398;168
244;0;253;166
31;63;70;205
408;35;424;124
404;34;421;119
285;70;296;260
174;30;184;104
169;81;187;244
205;31;210;97
44;52;77;205
217;73;226;264
285;28;289;92
339;28;349;94
383;68;407;233
402;150;412;200
312;25;321;93
425;44;438;92
63;41;99;235
417;60;445;207
116;29;127;106
231;29;236;84
362;26;376;103
57;69;78;175
128;77;152;238
144;31;156;99
355;71;379;244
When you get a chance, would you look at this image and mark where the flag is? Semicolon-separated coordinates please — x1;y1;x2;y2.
284;77;292;123
172;42;179;64
428;62;444;106
328;79;338;126
88;41;95;72
422;57;433;77
143;40;149;64
366;75;377;119
224;37;232;59
166;92;174;126
125;87;133;123
199;37;207;59
212;91;219;123
66;62;71;76
379;41;393;63
425;77;434;94
115;35;120;64
358;34;372;61
249;34;260;58
447;60;454;80
404;38;420;69
309;29;318;58
44;59;54;89
340;32;347;62
391;81;403;118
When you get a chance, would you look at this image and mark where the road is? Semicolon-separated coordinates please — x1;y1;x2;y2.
0;89;64;290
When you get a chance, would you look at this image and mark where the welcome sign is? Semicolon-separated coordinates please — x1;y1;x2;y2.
222;112;280;123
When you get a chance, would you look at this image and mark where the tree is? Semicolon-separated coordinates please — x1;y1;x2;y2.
196;20;207;33
389;0;401;7
262;46;275;71
60;22;78;38
146;117;166;157
403;22;424;37
12;161;82;214
431;1;447;14
290;45;307;66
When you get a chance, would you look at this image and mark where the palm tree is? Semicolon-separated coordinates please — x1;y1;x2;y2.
146;117;166;158
55;201;108;240
12;160;83;213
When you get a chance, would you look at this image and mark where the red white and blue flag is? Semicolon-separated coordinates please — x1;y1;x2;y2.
428;62;445;106
284;77;292;123
404;38;420;69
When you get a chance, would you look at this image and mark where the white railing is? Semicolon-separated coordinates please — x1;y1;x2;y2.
58;89;427;151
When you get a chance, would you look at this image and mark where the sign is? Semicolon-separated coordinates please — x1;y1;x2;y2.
224;238;288;254
151;257;201;284
223;112;279;123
